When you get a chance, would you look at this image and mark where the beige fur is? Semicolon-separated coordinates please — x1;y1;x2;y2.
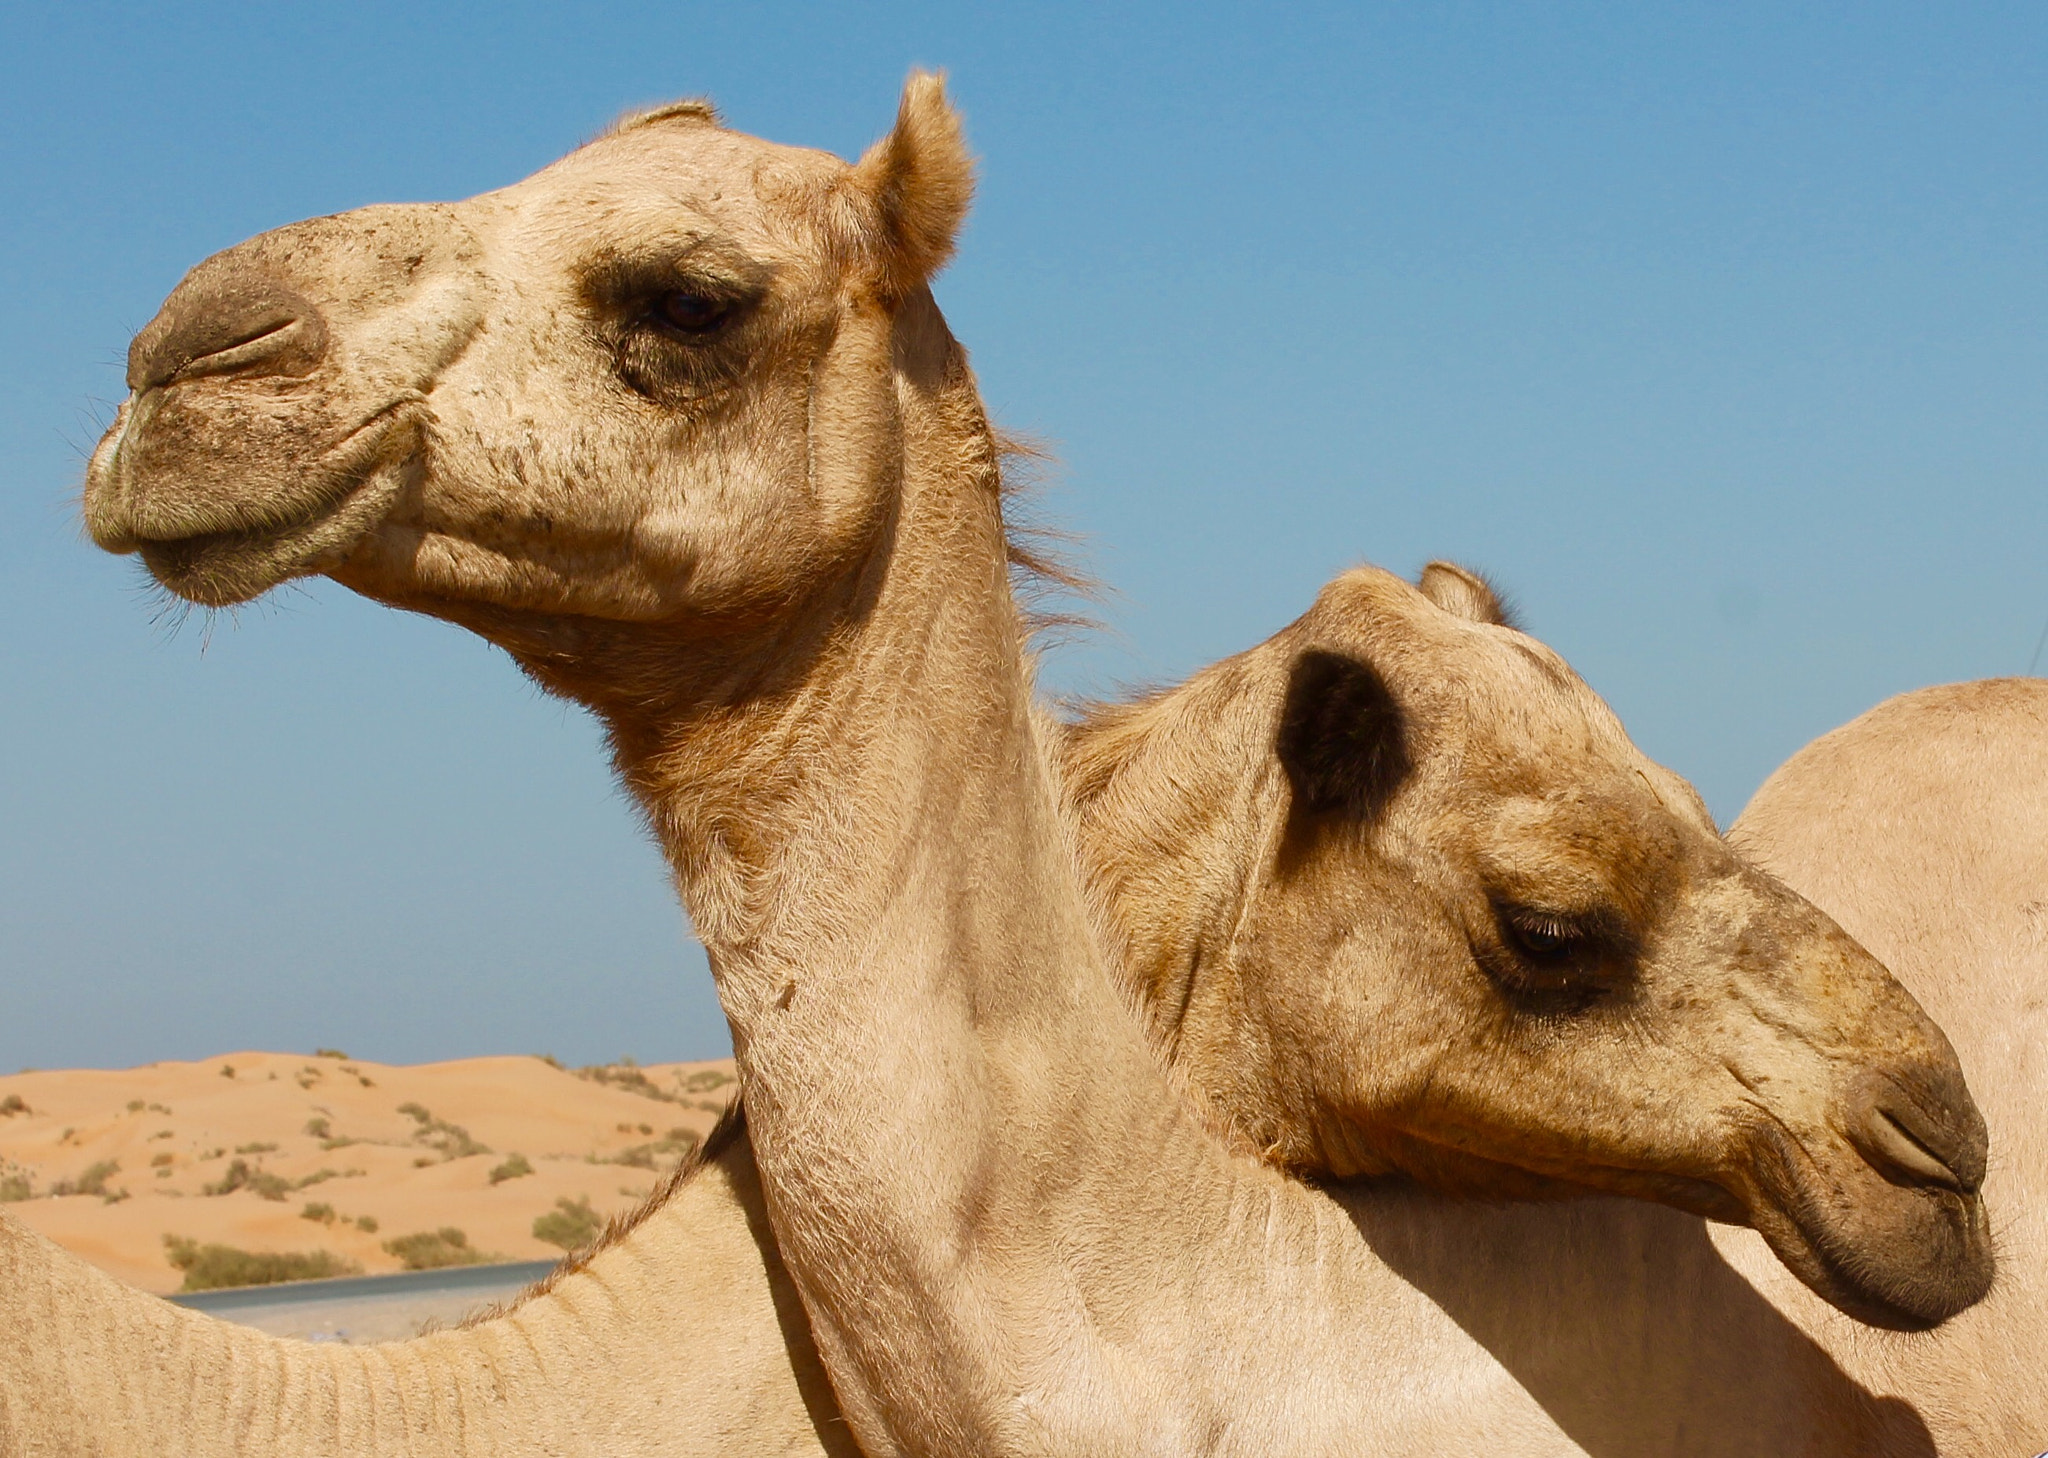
0;583;1981;1456
52;76;1992;1452
1719;678;2048;1454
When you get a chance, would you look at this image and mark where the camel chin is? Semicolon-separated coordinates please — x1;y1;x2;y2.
1743;1136;1994;1332
1366;1118;1991;1330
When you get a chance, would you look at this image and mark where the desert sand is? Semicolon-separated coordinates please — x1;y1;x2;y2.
0;1050;735;1294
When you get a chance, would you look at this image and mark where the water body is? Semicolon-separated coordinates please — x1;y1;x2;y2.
170;1260;558;1343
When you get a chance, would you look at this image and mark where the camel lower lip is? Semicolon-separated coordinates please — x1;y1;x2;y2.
136;476;367;581
1746;1126;1994;1331
114;397;423;606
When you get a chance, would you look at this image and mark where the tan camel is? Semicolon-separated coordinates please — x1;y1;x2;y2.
0;567;1975;1455
55;75;1988;1452
1716;677;2048;1454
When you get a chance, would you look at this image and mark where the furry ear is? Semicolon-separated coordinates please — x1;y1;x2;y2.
1276;650;1411;820
850;71;976;298
1418;560;1517;628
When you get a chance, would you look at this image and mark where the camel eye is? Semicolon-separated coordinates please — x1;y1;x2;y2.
1501;910;1581;964
659;291;728;333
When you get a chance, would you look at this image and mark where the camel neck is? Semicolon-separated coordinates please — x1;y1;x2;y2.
568;344;1152;1453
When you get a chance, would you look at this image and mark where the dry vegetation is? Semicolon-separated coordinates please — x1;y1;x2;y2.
0;1053;734;1292
163;1235;360;1293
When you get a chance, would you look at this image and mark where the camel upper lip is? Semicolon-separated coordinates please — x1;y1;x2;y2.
96;393;426;549
95;393;428;606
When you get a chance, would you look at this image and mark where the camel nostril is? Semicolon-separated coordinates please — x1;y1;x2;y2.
1845;1069;1988;1197
127;266;327;392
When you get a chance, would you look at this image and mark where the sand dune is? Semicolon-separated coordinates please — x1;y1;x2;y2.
0;1051;735;1293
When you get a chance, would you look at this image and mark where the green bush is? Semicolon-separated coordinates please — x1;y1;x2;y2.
488;1153;534;1185
301;1202;336;1224
163;1235;359;1292
532;1196;604;1252
591;1128;698;1170
0;1170;31;1202
396;1102;490;1160
51;1160;121;1198
202;1158;292;1201
382;1227;490;1270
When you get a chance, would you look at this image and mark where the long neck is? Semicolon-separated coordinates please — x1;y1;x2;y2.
558;314;1413;1452
588;317;1158;1453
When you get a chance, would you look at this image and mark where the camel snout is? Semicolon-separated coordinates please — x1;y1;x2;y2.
1844;1065;1988;1197
127;262;328;392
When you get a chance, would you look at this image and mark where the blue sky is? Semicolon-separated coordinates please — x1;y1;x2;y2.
3;3;2044;1070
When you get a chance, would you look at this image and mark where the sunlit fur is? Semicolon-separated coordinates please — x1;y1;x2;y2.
1719;678;2048;1454
38;74;1992;1452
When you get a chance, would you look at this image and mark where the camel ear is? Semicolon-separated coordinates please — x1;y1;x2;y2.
1276;650;1411;820
850;71;975;297
1418;561;1517;628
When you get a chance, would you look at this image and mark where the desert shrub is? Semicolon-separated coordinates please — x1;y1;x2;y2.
532;1196;604;1252
488;1153;534;1185
591;1128;698;1171
356;1215;378;1233
302;1117;330;1139
0;1169;31;1202
682;1069;732;1094
51;1160;121;1198
301;1202;336;1224
573;1063;680;1105
150;1152;174;1168
382;1227;489;1271
203;1159;292;1201
0;1094;29;1117
163;1235;358;1292
397;1102;490;1160
126;1099;144;1113
314;1048;348;1060
235;1141;277;1155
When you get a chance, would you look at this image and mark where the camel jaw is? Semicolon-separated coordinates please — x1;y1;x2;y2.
85;392;423;607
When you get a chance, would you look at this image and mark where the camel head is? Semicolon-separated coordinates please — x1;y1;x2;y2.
84;75;979;680
1065;563;1992;1331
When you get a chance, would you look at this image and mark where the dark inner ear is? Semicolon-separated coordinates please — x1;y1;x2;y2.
1276;649;1411;821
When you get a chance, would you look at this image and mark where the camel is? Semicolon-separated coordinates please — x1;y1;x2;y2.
46;75;1989;1452
0;566;1983;1455
1715;677;2048;1454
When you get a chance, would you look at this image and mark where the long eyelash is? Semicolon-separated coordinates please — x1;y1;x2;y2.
1511;912;1579;944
